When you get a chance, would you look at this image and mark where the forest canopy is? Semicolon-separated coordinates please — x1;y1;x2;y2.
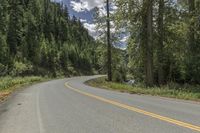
100;0;200;86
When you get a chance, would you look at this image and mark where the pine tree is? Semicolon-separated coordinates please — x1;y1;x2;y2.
157;0;165;85
0;33;9;65
0;0;9;34
187;0;200;83
106;0;112;81
7;0;24;56
141;0;154;87
0;0;9;66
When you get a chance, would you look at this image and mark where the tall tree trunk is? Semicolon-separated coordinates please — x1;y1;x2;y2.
187;0;198;83
188;0;195;52
141;0;154;87
107;0;112;81
157;0;165;85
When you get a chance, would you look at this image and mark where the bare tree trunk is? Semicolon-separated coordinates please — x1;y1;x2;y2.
188;0;195;51
141;0;154;87
107;0;112;81
157;0;165;85
146;0;154;87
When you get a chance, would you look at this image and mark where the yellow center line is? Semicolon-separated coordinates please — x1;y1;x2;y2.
65;82;200;132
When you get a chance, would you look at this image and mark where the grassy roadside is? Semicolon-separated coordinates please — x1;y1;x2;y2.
0;76;49;102
86;77;200;101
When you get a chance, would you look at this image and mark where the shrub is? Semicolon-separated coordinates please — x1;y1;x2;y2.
113;70;123;83
0;76;44;91
10;61;33;76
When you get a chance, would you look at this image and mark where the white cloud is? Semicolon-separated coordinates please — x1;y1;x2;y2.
83;22;99;39
98;7;107;17
70;0;105;12
70;1;86;12
80;19;87;23
70;0;117;16
83;23;96;33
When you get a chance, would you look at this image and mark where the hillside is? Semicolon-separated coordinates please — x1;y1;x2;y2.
0;0;98;77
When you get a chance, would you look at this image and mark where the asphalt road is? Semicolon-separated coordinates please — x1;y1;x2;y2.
0;76;200;133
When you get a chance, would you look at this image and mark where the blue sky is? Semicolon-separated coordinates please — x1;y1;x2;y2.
55;0;105;39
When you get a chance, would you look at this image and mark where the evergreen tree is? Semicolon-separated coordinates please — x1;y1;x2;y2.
0;33;9;65
0;0;9;66
7;0;24;56
141;0;154;87
106;0;112;81
186;0;200;83
157;0;165;85
0;0;9;34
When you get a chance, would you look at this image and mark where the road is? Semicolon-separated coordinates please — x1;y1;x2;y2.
0;76;200;133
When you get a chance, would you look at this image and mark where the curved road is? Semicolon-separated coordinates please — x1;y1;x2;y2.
0;76;200;133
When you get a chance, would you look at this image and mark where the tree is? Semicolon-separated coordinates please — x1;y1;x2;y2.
141;0;154;87
186;0;200;83
157;0;165;85
7;0;24;56
26;12;40;64
188;0;195;50
0;33;9;65
0;0;9;66
107;0;112;81
0;0;8;34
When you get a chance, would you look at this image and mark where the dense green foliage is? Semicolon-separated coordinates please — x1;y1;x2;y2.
0;0;98;77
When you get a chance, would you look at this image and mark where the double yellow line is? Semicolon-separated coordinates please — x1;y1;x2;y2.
65;82;200;132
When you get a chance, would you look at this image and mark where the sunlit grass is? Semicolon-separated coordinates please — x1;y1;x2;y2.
86;77;200;101
0;76;46;102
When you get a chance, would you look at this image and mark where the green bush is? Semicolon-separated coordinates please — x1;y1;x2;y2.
0;76;44;91
10;61;33;76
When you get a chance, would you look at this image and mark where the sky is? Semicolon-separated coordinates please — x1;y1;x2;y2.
53;0;180;49
54;0;127;49
54;0;104;35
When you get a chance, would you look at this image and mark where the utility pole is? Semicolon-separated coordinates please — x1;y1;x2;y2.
106;0;112;81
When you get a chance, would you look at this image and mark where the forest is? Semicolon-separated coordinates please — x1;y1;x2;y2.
95;0;200;87
0;0;200;88
0;0;99;77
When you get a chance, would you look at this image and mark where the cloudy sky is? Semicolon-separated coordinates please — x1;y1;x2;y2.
54;0;127;49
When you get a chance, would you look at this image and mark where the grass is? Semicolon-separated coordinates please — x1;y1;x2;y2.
0;76;47;102
86;77;200;101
